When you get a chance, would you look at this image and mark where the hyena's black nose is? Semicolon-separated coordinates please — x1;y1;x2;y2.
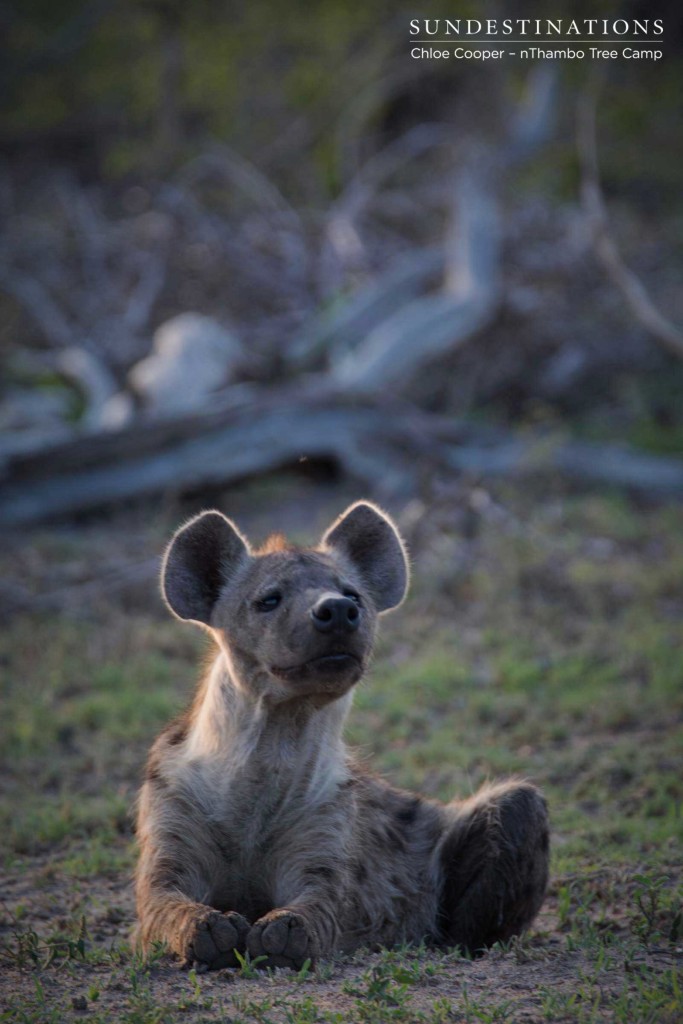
311;594;360;633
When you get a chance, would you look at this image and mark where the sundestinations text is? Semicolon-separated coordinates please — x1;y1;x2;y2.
409;18;663;37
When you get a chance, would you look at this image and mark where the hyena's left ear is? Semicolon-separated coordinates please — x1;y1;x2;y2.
321;501;409;612
162;511;250;625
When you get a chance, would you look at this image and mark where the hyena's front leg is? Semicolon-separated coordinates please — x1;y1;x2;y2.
247;851;343;969
135;853;250;972
247;901;343;970
436;780;549;953
247;907;315;970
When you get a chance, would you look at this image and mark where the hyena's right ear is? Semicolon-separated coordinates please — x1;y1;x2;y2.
161;511;250;625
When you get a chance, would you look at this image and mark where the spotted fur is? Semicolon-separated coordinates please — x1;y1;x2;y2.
135;502;549;970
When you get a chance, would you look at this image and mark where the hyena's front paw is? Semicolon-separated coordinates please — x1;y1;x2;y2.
247;909;313;970
183;909;250;972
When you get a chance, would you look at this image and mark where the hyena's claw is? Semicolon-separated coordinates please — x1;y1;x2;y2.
247;909;313;970
184;909;250;971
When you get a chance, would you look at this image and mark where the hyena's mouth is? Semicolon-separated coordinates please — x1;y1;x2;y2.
271;653;363;683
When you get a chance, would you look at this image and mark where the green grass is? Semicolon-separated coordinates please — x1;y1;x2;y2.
0;489;681;1021
0;615;203;862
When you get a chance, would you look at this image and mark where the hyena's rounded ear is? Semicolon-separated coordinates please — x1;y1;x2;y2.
321;501;409;612
162;511;250;625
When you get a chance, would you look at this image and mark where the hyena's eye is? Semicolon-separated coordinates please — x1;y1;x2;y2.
255;592;282;612
343;589;362;606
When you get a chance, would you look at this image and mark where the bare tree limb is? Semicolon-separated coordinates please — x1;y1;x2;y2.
0;172;173;369
330;161;500;392
325;124;448;262
0;264;74;348
291;249;443;365
578;84;683;360
54;347;118;428
175;146;310;285
305;66;558;387
333;62;430;183
178;144;303;226
123;249;168;335
507;65;558;163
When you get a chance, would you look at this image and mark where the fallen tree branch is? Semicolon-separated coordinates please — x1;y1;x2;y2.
2;389;682;528
291;249;444;365
330;164;500;392
0;393;425;526
578;84;683;360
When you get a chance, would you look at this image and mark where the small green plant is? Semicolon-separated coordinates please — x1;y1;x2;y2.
630;874;681;944
187;967;201;998
462;983;514;1023
122;985;167;1024
429;997;455;1023
295;956;313;982
314;957;336;981
174;965;215;1013
343;961;408;1005
540;986;572;1022
341;952;438;1023
557;883;572;928
125;939;168;971
231;992;278;1024
0;913;87;969
282;995;320;1023
233;947;270;978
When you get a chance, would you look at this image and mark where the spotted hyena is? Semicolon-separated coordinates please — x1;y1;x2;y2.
135;501;549;970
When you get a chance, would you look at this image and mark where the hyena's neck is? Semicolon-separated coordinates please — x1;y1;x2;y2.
185;651;352;801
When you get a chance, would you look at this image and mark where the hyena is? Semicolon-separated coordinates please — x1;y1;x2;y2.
135;501;549;971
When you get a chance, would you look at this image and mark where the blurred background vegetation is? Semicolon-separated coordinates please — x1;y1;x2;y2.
1;0;682;474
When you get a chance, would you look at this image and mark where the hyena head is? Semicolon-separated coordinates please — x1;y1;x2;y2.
161;501;409;701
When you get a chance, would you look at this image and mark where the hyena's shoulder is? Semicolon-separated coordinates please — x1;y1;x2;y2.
142;714;191;786
344;766;445;857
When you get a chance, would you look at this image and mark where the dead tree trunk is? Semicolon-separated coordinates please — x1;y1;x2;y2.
2;387;683;527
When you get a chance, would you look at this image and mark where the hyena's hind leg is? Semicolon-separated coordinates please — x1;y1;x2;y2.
435;780;549;953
